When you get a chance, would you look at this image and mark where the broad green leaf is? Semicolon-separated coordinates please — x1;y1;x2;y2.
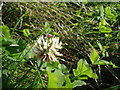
58;64;69;75
79;68;98;79
47;61;59;69
105;7;117;20
47;67;65;88
73;59;89;76
73;59;98;79
1;25;12;40
47;71;59;88
90;49;99;64
54;70;65;87
62;75;73;88
72;80;86;88
23;29;31;37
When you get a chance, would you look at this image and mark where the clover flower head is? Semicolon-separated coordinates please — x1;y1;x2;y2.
33;34;63;62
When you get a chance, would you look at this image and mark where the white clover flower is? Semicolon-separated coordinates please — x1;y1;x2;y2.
33;34;63;62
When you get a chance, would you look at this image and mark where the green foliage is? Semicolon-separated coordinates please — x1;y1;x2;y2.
90;46;118;68
47;62;86;88
105;6;118;22
23;29;31;37
90;49;100;64
2;2;120;89
47;67;65;88
1;25;12;40
99;19;112;33
73;59;98;79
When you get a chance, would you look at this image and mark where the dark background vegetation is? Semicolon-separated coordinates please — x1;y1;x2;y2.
1;2;120;90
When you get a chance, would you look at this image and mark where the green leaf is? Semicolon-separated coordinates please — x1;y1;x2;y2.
100;5;104;19
95;60;110;65
23;29;31;37
73;59;88;76
95;60;118;68
99;19;108;26
105;7;112;16
63;75;73;88
105;7;117;20
44;22;52;33
54;70;65;87
72;80;86;88
97;41;103;51
58;64;69;75
99;26;112;33
105;34;112;38
109;61;118;68
73;59;98;79
1;25;12;40
47;67;65;88
47;61;59;69
90;49;99;64
47;70;59;88
52;32;60;37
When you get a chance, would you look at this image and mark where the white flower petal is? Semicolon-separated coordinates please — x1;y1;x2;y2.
33;35;63;62
55;52;63;56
